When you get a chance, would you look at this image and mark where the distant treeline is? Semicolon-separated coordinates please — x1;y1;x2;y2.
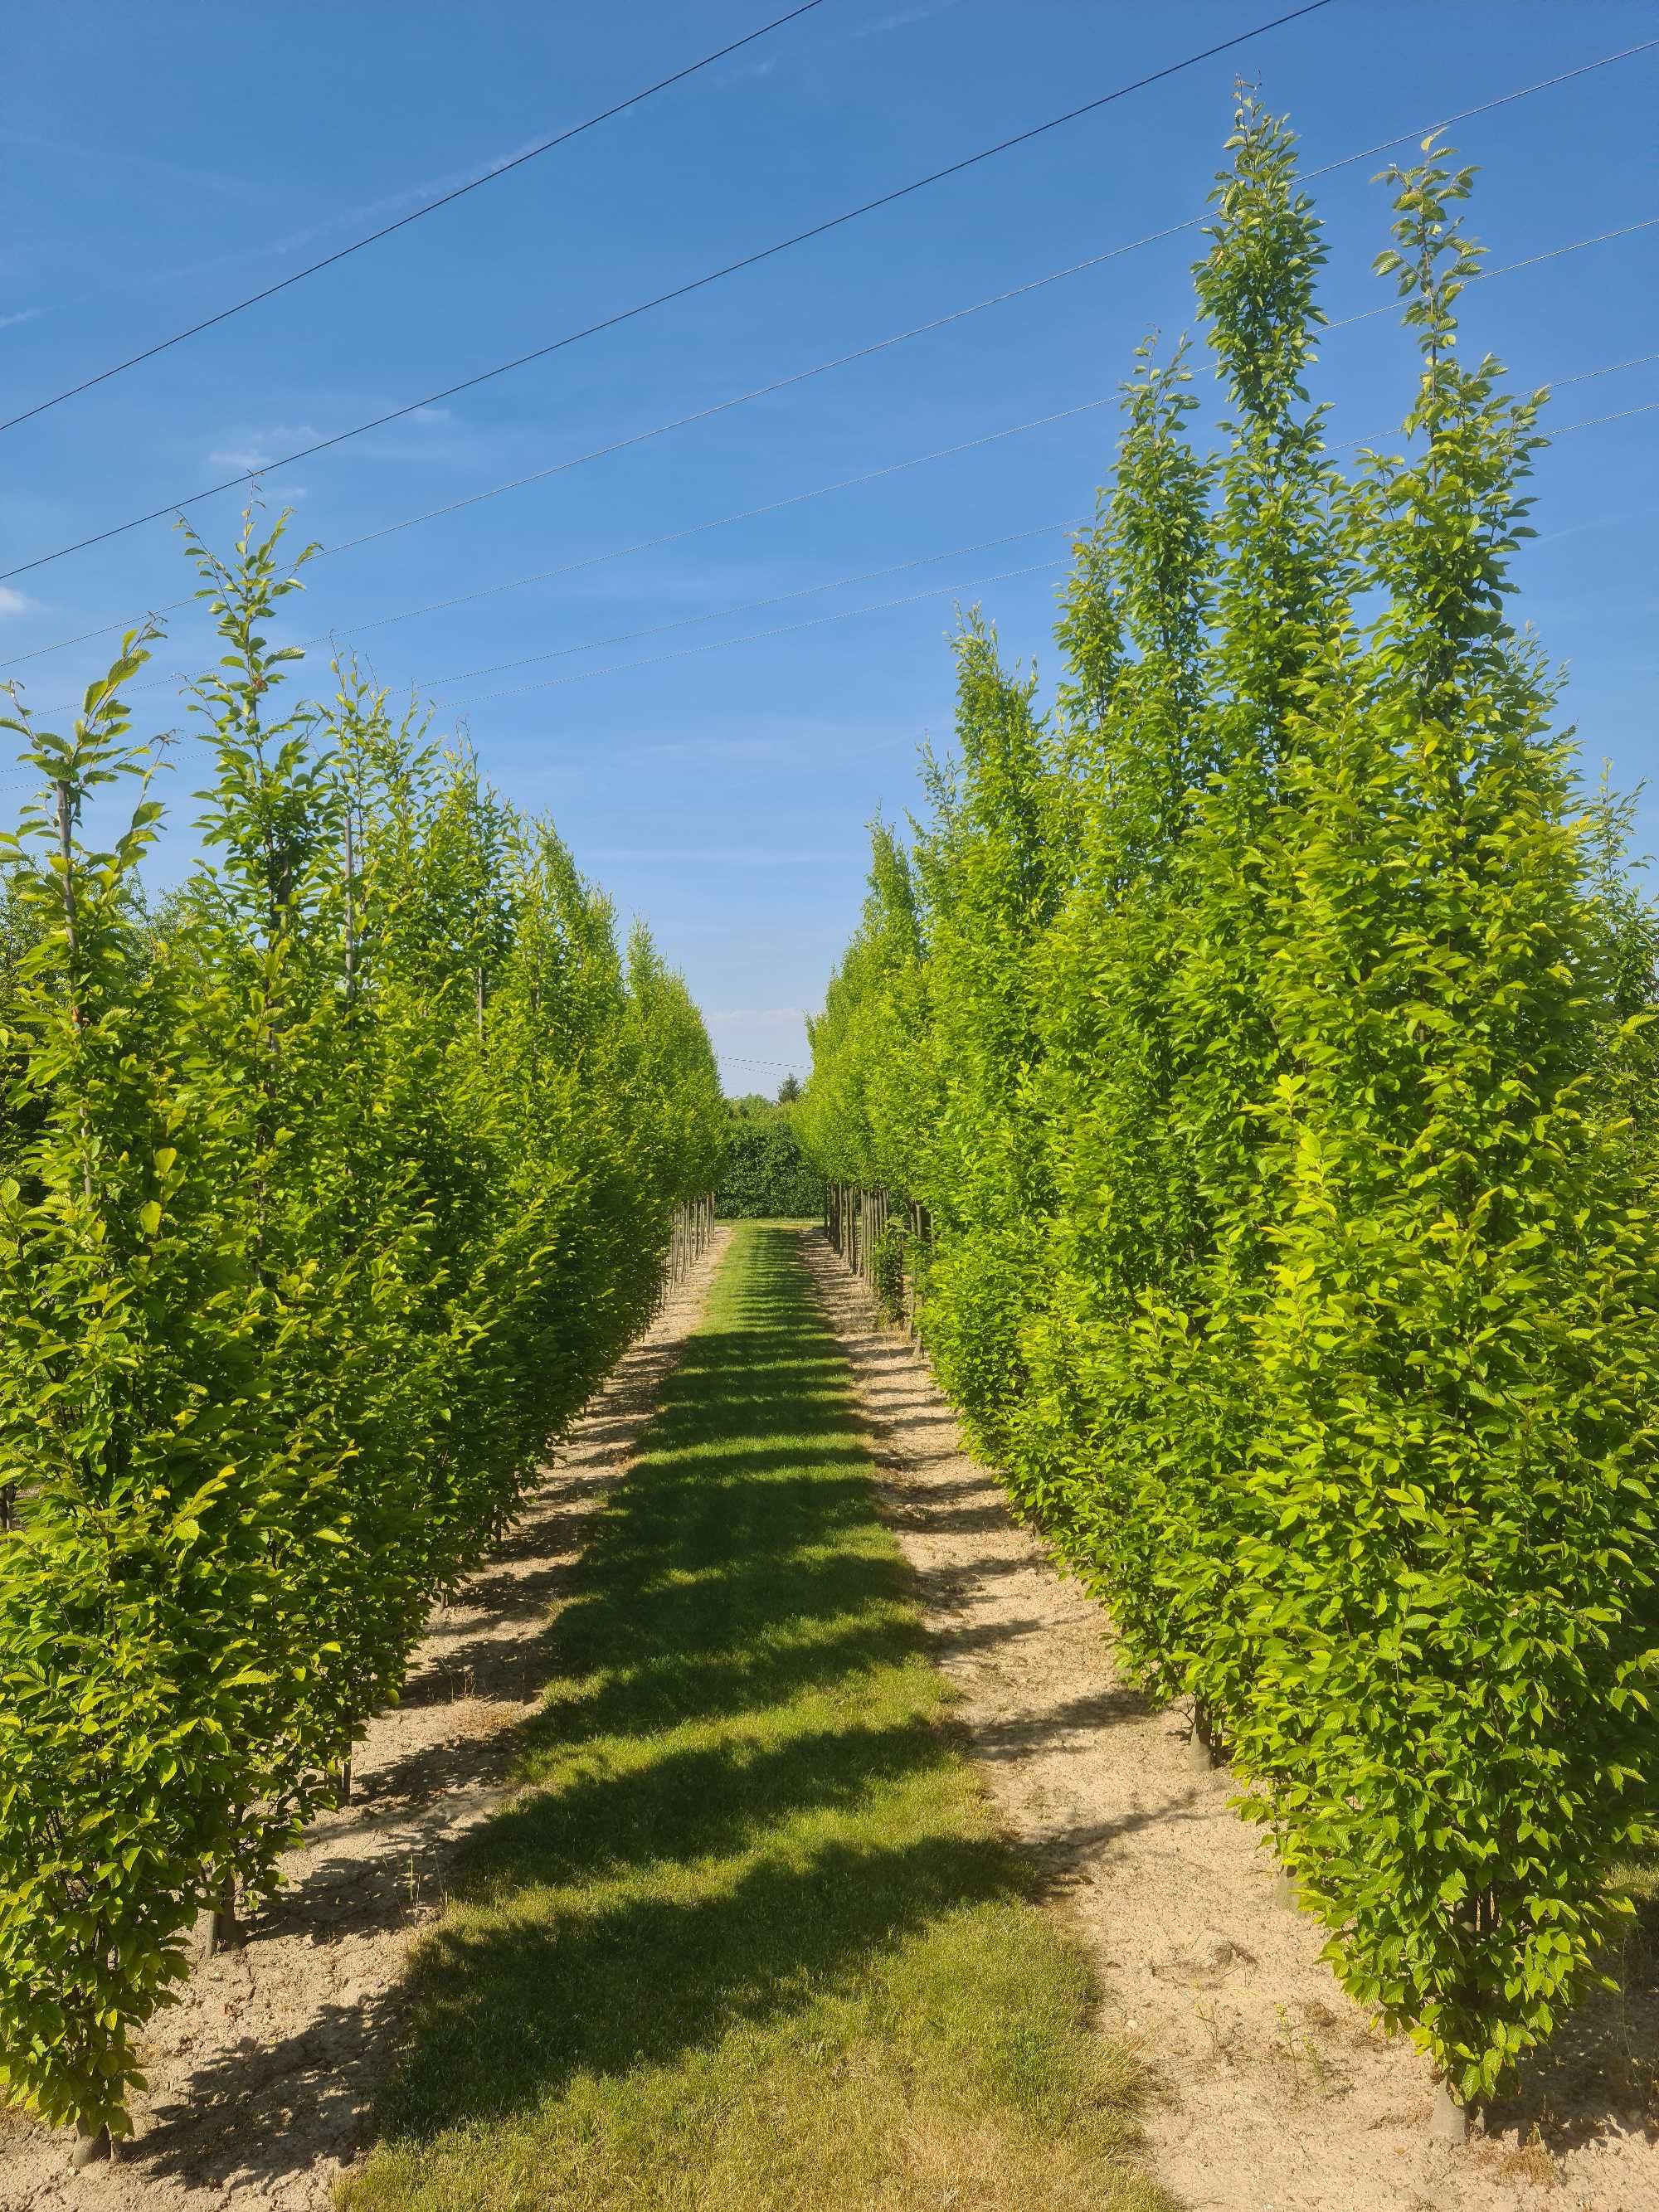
717;1094;823;1218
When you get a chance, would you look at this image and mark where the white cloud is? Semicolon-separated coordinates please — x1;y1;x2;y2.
207;425;324;473
0;126;263;204
1535;508;1658;547
484;138;553;177
854;0;963;36
209;406;460;478
638;735;797;763
261;139;550;265
587;847;835;866
0;586;37;616
0;309;39;331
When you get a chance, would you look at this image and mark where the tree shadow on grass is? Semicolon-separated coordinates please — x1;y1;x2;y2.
370;1225;1040;2147
383;1828;1028;2142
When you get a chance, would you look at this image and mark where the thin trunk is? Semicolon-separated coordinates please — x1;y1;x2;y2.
203;1868;240;1957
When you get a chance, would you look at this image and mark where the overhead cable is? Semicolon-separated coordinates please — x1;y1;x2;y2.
445;396;1659;712
455;557;1071;705
0;2;830;435
13;349;1657;717
421;521;1083;688
326;347;1659;678
0;386;1652;792
5;35;1654;653
1326;216;1657;330
0;2;1347;582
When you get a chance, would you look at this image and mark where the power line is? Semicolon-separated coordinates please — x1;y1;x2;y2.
296;347;1659;678
7;280;1649;712
1326;215;1657;330
297;37;1659;566
1574;352;1659;383
445;396;1659;712
0;401;1121;680
422;522;1082;688
331;402;1112;646
95;334;1659;707
418;369;1659;691
16;348;1657;722
452;559;1082;705
9;51;1654;694
7;35;1652;672
32;554;1076;720
412;358;1659;690
0;2;1341;585
265;196;1658;580
0;2;830;439
0;391;1652;798
1555;397;1659;435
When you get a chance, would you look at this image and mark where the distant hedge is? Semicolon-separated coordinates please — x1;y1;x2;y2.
717;1103;823;1218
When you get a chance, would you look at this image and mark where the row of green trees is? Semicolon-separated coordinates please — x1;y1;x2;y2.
798;105;1659;2106
0;517;724;2146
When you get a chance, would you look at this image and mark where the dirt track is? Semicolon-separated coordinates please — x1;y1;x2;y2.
804;1230;1659;2212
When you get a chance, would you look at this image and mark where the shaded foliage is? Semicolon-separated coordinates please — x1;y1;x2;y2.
716;1096;824;1218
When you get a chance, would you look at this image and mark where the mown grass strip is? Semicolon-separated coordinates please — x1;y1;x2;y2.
343;1223;1165;2212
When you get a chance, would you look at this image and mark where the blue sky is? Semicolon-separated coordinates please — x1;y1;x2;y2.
2;0;1654;1092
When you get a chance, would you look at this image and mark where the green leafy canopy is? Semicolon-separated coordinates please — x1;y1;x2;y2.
0;513;723;2136
796;99;1659;2103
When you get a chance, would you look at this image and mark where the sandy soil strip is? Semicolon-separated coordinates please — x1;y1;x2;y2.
803;1230;1658;2212
1;1231;730;2212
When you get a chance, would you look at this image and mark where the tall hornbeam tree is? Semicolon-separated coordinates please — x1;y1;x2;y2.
799;106;1659;2105
0;518;724;2151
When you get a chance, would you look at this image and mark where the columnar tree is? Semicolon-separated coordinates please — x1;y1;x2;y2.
0;517;724;2146
798;105;1659;2101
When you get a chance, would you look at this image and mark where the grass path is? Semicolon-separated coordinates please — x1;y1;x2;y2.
343;1224;1164;2212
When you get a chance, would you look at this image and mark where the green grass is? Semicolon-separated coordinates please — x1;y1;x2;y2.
343;1224;1164;2212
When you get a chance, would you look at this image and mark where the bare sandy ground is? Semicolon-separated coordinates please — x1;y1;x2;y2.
0;1232;729;2212
804;1230;1659;2212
